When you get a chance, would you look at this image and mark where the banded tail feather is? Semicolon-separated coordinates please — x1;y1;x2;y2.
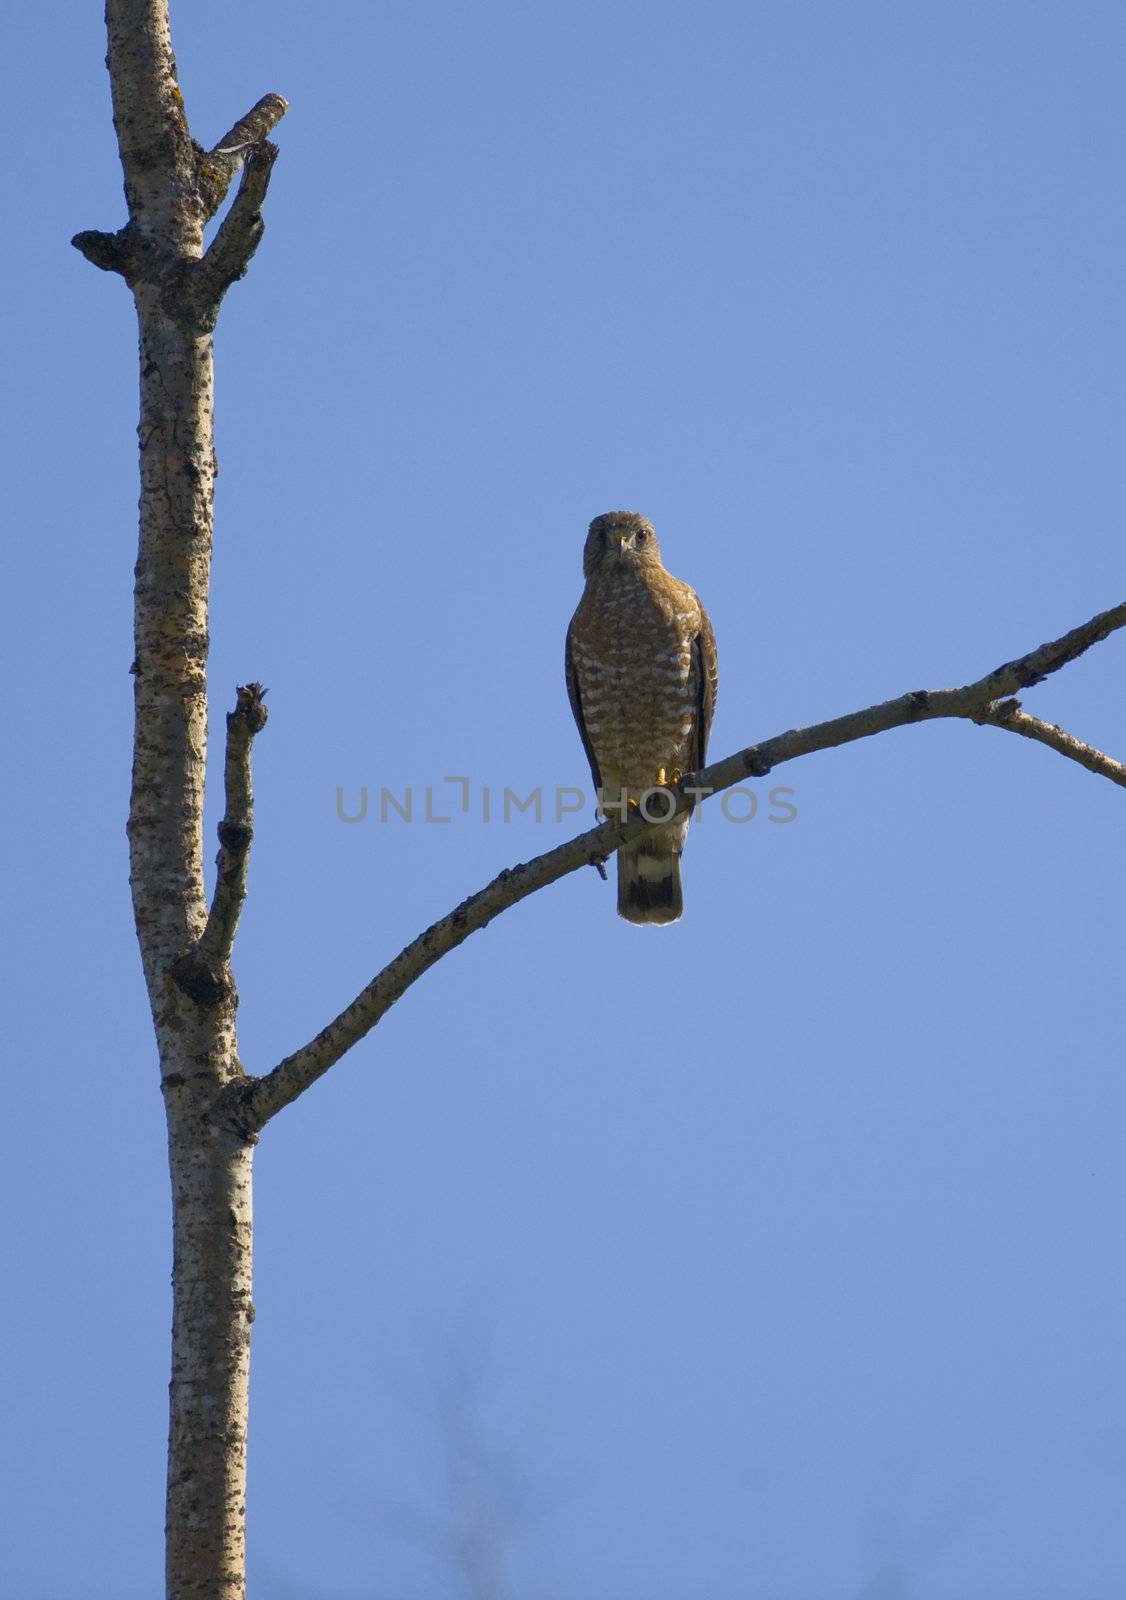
617;835;684;926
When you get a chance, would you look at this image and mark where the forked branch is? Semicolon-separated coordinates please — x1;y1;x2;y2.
72;81;287;305
190;139;281;320
224;599;1126;1134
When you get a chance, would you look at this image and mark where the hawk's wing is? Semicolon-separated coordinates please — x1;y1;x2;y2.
565;623;602;790
690;602;719;772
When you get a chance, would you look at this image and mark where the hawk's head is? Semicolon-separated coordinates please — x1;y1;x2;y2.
583;511;662;578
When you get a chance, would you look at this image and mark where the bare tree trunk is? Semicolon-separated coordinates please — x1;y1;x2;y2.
75;5;284;1594
139;299;252;1593
132;277;252;1600
165;1123;254;1595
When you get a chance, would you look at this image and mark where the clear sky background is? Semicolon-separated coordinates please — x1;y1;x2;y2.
4;2;1126;1596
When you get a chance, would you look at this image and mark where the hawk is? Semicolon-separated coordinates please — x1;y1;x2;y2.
566;511;718;925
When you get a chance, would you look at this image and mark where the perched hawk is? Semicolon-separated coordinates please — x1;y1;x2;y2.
566;511;718;925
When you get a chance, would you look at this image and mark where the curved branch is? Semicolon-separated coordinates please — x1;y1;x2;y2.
698;599;1126;796
228;599;1126;1133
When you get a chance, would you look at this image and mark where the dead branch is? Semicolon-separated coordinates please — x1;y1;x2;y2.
226;599;1126;1133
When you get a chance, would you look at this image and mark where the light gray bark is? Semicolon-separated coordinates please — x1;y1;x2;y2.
75;4;284;1594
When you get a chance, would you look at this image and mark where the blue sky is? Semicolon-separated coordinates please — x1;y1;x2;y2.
4;2;1126;1596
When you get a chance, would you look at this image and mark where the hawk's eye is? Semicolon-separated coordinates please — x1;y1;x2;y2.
635;528;648;544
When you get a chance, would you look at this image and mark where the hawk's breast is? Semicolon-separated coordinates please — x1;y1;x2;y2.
570;571;701;787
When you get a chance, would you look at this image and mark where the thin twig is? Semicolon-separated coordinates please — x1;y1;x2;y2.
228;599;1126;1133
198;684;269;970
973;699;1126;788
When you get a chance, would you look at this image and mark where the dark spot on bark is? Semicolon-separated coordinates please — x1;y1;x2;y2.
217;819;252;853
1015;665;1046;689
169;951;231;1007
211;1079;262;1145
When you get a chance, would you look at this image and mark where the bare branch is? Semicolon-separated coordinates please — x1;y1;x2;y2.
198;684;270;969
212;91;290;156
973;699;1126;788
225;599;1126;1133
189;141;280;321
698;600;1126;798
200;93;290;220
168;683;268;1006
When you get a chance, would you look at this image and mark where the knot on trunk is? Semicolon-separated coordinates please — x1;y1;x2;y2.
168;949;234;1008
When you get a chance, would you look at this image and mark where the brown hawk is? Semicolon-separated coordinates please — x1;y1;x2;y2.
566;511;718;925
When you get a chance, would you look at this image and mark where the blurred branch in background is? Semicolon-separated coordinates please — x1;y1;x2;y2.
366;1342;540;1600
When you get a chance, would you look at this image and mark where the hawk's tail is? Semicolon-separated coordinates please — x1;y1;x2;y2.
617;836;683;925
